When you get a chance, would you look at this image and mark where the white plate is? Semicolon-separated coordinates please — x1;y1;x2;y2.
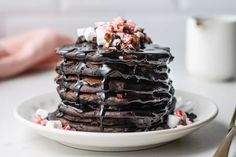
14;90;218;151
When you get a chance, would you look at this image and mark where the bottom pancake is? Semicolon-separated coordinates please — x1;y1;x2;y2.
48;98;176;132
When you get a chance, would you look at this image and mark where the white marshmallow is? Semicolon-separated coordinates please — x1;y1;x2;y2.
46;120;62;129
35;109;48;119
84;27;96;42
167;115;181;128
77;28;86;37
96;26;105;45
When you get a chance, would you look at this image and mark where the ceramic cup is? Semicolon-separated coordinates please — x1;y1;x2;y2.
186;16;236;81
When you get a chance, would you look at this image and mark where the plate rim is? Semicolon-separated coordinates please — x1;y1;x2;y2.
14;89;218;136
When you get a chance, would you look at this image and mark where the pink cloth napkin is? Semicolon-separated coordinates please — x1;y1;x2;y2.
0;29;73;79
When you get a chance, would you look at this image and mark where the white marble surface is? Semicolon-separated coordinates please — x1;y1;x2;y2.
0;57;236;157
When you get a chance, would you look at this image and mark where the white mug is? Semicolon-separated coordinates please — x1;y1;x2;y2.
186;16;236;81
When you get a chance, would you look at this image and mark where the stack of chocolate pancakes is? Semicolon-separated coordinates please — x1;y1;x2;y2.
49;17;176;132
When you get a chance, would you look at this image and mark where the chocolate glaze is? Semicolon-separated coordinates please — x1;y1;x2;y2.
49;41;176;132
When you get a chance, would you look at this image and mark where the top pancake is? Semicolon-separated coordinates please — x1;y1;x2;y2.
56;42;174;65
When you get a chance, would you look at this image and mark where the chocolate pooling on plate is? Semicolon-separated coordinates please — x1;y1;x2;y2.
48;17;176;132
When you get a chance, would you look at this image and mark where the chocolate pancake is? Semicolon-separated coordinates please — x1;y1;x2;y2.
48;98;175;132
56;44;173;65
49;18;176;132
56;86;174;105
55;74;173;93
56;62;169;81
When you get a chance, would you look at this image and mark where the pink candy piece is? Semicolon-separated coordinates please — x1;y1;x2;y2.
127;20;136;32
127;20;136;27
114;26;124;33
40;120;48;126
105;25;114;33
63;124;71;130
33;115;48;126
116;22;125;27
175;110;184;118
173;110;194;126
32;115;42;124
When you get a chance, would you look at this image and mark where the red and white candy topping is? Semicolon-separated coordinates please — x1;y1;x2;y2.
77;16;152;51
167;109;196;128
33;108;73;131
63;124;71;131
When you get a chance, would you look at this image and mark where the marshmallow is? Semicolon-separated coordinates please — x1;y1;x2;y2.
84;27;96;42
77;28;86;37
46;120;62;129
96;26;105;45
35;109;48;119
167;115;181;128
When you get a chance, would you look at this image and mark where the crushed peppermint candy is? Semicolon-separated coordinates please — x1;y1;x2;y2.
167;110;197;128
63;124;71;130
76;16;152;51
32;115;43;124
32;108;72;131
